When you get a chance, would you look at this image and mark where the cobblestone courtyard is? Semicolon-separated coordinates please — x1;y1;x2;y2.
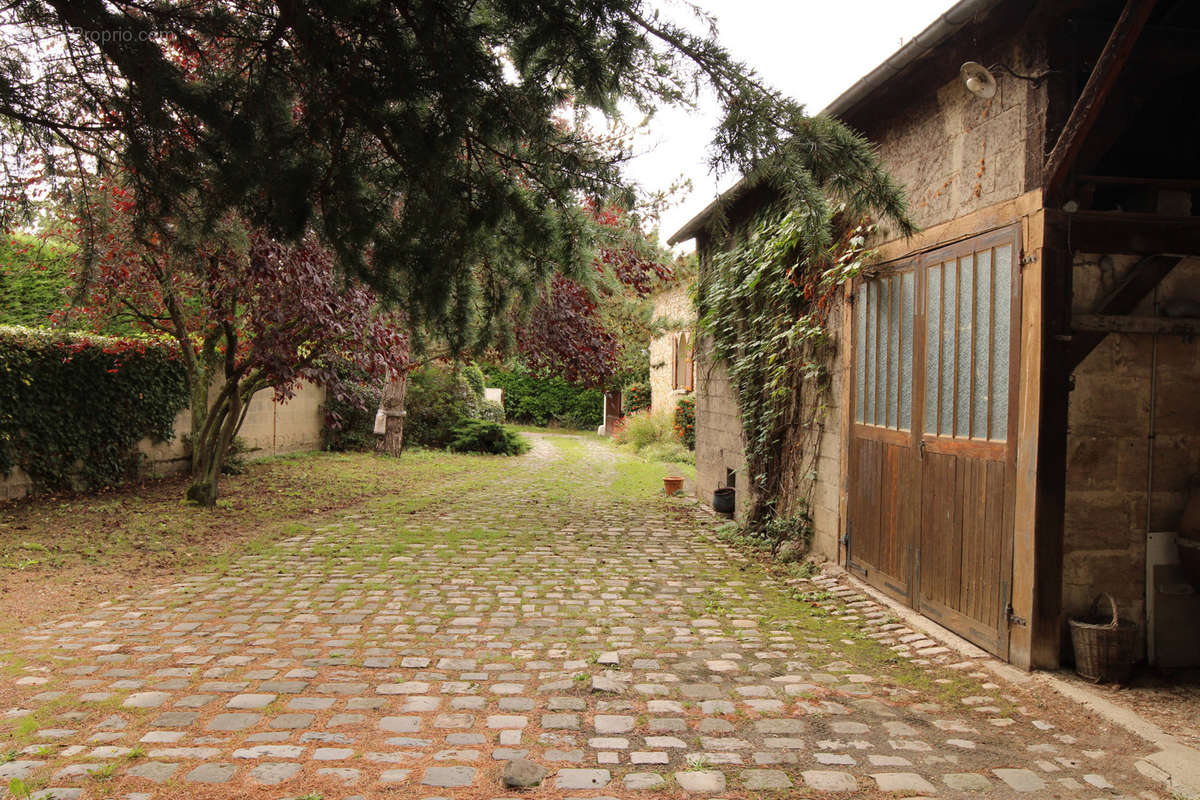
0;434;1174;799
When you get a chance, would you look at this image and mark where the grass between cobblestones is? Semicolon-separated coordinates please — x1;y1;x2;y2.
0;447;520;638
0;431;1163;800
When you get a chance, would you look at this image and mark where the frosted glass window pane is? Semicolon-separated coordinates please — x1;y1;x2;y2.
900;271;915;430
956;255;973;437
888;277;900;429
940;262;956;437
973;250;992;438
855;284;866;424
991;245;1012;440
925;266;941;435
865;281;876;426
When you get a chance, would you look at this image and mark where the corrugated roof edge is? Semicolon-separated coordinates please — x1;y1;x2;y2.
666;0;1005;245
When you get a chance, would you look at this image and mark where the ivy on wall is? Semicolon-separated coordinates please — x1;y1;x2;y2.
697;205;875;529
0;326;189;493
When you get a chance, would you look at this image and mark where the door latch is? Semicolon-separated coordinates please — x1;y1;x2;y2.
1006;603;1027;627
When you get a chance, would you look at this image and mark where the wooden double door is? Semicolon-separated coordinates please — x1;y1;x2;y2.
847;227;1021;658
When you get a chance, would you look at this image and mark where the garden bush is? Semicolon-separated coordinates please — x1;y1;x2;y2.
483;365;602;428
613;408;694;465
0;325;189;492
674;395;695;449
624;382;650;414
463;363;486;399
477;399;505;423
324;374;382;452
446;419;529;455
405;365;481;448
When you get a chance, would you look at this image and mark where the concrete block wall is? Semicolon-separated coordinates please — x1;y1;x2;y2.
649;285;695;414
2;380;327;501
1065;255;1200;650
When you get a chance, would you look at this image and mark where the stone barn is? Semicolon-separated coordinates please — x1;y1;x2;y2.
670;0;1200;671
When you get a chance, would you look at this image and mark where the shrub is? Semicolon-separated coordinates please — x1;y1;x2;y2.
324;375;382;452
615;409;673;450
0;325;189;492
625;382;650;414
641;440;696;466
405;365;480;448
463;363;486;399
446;419;529;455
674;394;695;449
477;399;505;423
483;365;602;428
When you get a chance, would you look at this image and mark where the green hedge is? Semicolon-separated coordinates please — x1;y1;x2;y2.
0;326;189;492
323;376;382;452
484;366;602;429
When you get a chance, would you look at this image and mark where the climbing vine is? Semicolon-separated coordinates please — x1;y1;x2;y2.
698;204;875;529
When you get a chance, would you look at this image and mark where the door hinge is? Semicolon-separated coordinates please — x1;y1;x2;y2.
1006;604;1028;627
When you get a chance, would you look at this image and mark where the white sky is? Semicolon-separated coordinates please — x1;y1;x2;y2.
630;0;952;248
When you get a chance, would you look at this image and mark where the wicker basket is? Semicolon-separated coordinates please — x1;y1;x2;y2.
1068;593;1138;683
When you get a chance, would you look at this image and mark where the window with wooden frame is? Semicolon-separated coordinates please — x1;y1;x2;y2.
853;227;1018;443
923;238;1014;442
854;269;916;431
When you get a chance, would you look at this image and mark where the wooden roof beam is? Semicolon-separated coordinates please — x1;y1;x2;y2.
1073;313;1200;336
1066;253;1182;370
1043;0;1158;204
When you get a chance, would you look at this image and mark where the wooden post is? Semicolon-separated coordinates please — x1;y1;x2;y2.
1010;209;1069;669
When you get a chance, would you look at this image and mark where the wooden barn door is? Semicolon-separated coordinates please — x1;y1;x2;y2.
847;266;920;605
849;226;1020;659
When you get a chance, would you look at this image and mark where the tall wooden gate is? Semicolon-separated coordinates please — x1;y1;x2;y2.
847;227;1021;658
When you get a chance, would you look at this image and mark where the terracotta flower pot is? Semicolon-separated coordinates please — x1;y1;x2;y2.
663;476;684;496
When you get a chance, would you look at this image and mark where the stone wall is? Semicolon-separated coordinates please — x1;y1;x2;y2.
1;380;327;501
693;335;749;520
1064;255;1200;649
853;37;1046;247
809;333;845;562
649;285;695;415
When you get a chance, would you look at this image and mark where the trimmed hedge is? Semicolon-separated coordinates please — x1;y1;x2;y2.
484;366;602;429
0;325;189;492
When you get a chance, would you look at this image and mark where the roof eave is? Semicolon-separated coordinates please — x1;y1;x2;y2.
666;0;1006;246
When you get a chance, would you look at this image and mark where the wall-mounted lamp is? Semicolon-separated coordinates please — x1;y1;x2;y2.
960;62;998;98
961;61;1048;99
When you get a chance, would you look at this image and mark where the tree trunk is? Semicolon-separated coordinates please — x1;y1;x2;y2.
186;376;244;506
377;370;408;456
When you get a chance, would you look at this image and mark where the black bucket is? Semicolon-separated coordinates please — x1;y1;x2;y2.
713;487;735;514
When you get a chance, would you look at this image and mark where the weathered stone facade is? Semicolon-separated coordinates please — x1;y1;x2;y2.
648;285;695;415
1065;255;1200;651
693;335;748;520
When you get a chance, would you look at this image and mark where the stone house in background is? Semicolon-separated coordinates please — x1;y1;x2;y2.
648;284;695;414
670;0;1200;671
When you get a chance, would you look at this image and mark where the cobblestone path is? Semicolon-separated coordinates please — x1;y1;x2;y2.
1;434;1169;799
